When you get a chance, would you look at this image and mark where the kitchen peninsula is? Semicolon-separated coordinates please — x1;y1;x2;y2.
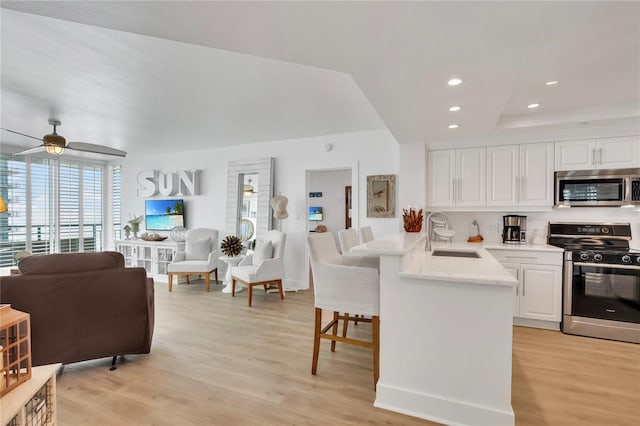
352;234;518;426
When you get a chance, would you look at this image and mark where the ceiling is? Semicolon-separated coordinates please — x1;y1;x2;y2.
1;1;639;157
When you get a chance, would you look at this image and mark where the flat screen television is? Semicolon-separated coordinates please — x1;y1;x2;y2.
309;206;323;221
145;199;185;231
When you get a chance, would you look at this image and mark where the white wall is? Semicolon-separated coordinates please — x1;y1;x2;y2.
118;128;400;290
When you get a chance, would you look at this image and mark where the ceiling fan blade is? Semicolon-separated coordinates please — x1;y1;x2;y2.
1;128;44;141
14;145;45;156
67;142;127;157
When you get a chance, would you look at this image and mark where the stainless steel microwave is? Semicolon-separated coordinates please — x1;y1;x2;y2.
555;168;640;207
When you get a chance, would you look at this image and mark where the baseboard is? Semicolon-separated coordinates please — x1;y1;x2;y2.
374;382;514;426
513;317;560;330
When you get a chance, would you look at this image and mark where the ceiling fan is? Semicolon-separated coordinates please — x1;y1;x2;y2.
2;119;127;157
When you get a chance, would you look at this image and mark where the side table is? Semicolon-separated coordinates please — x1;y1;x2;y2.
219;256;244;294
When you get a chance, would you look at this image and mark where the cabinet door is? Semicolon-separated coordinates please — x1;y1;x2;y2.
456;147;486;206
520;142;554;206
501;262;520;317
520;264;562;321
555;140;596;171
116;243;135;267
597;136;640;169
486;145;518;206
137;245;153;274
155;246;175;276
427;149;455;207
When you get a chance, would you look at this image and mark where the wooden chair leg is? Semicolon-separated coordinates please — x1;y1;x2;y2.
248;284;253;307
205;272;210;292
186;274;190;284
168;273;173;292
277;280;284;300
343;313;350;338
312;307;322;375
214;268;218;284
372;315;380;390
331;311;339;352
232;278;236;296
264;284;268;292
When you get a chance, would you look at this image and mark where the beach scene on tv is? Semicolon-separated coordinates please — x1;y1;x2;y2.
145;199;185;231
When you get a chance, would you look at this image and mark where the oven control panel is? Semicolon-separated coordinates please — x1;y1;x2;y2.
577;250;640;265
632;179;640;202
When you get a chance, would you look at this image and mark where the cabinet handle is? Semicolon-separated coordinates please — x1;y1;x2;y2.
522;274;526;297
599;148;603;165
458;178;462;201
592;148;597;166
521;176;526;200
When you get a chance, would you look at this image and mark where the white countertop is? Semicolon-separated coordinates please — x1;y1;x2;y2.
482;242;564;252
353;233;517;287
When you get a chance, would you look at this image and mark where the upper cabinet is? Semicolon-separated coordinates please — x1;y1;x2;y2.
427;147;485;207
428;143;553;210
555;137;640;171
487;143;554;207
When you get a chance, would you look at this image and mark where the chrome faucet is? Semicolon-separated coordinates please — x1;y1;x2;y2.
425;211;454;251
425;210;444;252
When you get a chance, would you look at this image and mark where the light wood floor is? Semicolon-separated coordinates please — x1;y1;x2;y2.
56;280;640;425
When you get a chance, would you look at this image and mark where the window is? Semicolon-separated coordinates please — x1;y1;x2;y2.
112;165;122;241
0;154;110;267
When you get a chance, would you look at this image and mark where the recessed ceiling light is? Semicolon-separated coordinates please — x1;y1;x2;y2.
545;81;559;85
448;124;459;129
527;103;541;109
449;106;462;112
447;78;463;86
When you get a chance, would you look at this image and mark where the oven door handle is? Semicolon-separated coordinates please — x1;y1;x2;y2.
573;262;640;271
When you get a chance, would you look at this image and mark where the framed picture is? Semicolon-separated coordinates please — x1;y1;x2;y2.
367;175;396;218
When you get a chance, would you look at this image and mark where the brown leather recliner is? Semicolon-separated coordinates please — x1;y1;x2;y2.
0;251;154;367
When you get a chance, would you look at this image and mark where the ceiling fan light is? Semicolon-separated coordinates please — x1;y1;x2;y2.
44;142;65;155
43;133;66;155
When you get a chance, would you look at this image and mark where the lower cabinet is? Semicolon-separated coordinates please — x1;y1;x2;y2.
488;249;563;329
115;239;185;281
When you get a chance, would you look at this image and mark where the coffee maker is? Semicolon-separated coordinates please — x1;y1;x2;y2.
502;215;527;244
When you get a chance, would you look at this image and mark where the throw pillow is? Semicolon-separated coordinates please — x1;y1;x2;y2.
186;237;211;260
252;240;273;266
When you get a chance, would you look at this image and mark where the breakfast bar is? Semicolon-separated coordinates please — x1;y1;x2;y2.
352;233;517;426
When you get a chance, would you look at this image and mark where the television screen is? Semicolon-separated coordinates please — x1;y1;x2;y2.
145;199;185;231
309;206;323;221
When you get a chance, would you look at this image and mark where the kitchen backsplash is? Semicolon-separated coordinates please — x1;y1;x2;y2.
445;208;640;247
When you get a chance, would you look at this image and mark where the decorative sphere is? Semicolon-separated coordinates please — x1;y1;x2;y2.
221;235;243;257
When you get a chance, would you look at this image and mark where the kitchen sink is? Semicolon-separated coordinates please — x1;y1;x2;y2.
431;249;480;258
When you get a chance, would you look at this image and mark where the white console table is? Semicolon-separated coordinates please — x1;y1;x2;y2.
115;239;185;281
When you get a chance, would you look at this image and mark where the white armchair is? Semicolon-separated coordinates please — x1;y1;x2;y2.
167;228;219;292
231;230;286;306
306;232;380;389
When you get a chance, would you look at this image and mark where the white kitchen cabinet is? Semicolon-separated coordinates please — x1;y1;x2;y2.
519;264;562;322
427;147;485;207
555;137;640;170
487;143;554;207
115;239;184;281
488;249;562;329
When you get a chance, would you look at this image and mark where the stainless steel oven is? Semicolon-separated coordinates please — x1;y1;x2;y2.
549;222;640;343
564;254;640;343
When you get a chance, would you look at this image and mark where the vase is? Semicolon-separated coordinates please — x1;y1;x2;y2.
402;208;423;232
